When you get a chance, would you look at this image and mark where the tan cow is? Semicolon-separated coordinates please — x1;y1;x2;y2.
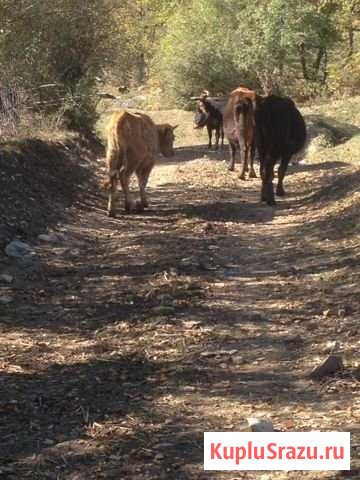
104;111;177;217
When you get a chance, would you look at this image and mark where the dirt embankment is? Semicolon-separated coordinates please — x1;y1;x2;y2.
0;135;104;253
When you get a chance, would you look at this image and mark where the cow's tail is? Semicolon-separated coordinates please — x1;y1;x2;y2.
103;121;127;190
103;169;118;190
103;146;125;190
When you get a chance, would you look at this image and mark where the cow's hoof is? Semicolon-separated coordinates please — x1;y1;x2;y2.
239;174;246;180
228;166;235;172
135;201;145;213
125;200;137;213
267;199;276;206
108;210;116;218
276;188;286;197
249;171;257;178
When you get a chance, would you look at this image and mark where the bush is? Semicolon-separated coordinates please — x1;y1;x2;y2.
327;53;360;98
151;0;338;106
151;0;257;107
0;0;117;132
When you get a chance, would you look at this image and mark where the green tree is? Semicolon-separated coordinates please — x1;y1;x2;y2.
152;0;342;103
234;0;337;94
320;0;360;57
152;0;254;105
113;0;178;85
0;0;118;130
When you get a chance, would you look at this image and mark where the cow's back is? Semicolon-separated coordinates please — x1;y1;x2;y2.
223;94;237;139
107;111;159;165
223;89;257;139
255;96;306;159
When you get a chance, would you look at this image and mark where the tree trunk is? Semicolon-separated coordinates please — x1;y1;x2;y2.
298;42;308;80
135;53;146;85
313;47;325;79
348;28;354;58
322;50;328;85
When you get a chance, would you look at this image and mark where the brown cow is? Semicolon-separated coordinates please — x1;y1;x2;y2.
104;111;177;217
223;86;257;179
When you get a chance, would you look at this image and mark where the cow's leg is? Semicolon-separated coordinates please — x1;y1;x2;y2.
207;125;212;149
220;125;224;149
119;165;135;213
249;137;257;178
214;127;220;150
256;130;265;184
107;175;118;217
136;162;154;211
239;145;247;180
276;155;291;196
106;147;120;217
259;157;265;187
243;140;249;173
259;157;266;201
228;141;236;171
238;139;247;180
262;159;276;205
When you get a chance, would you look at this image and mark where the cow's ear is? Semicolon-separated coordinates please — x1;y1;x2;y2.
172;125;178;131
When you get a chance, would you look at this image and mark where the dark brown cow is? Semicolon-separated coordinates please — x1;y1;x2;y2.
104;111;177;216
193;90;225;150
223;86;257;179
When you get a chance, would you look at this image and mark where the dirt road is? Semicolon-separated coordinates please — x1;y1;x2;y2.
1;142;359;479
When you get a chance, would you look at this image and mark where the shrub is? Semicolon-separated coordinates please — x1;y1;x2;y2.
0;0;117;132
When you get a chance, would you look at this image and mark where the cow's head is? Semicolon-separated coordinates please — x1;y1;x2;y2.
157;124;178;157
192;90;211;129
194;100;209;129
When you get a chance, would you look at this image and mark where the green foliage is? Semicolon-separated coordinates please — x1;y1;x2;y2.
151;0;256;106
0;0;117;131
151;0;346;104
113;0;179;85
0;0;359;117
328;52;360;97
231;0;338;97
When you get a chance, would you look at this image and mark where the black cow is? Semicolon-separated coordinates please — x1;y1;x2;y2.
255;95;306;205
193;90;225;150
